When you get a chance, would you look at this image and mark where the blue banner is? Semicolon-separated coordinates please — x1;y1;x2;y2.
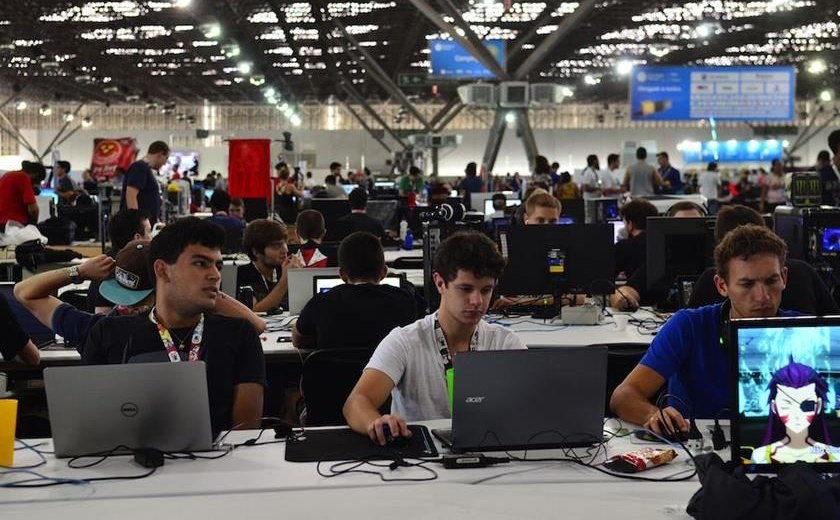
630;66;795;121
429;39;505;79
680;139;784;164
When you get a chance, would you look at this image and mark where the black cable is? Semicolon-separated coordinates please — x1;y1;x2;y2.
316;455;439;482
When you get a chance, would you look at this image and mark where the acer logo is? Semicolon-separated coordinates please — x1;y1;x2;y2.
464;396;485;404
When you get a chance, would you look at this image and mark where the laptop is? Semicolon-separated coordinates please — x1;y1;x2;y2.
433;348;607;452
312;273;404;294
287;267;340;314
731;315;840;473
45;362;214;457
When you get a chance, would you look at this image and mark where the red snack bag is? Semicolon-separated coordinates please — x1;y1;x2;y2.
603;448;678;473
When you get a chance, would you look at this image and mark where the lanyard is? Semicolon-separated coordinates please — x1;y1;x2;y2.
255;263;278;293
434;317;479;372
149;308;205;363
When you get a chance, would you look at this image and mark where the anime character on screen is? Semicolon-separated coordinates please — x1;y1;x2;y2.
750;357;839;464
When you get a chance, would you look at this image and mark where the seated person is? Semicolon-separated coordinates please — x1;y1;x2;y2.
0;294;40;366
335;188;385;239
610;225;799;433
484;193;508;222
87;208;153;314
207;189;246;234
343;232;526;444
229;197;245;221
82;218;266;433
294;210;330;268
323;174;346;199
238;219;303;312
686;205;838;315
293;231;416;350
614;199;658;279
666;200;706;218
14;242;265;351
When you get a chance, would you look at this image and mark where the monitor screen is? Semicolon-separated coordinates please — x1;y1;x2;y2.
645;217;716;291
314;276;402;294
822;227;840;255
342;184;356;196
161;151;199;178
483;198;520;216
612;221;625;244
374;181;395;189
733;317;840;472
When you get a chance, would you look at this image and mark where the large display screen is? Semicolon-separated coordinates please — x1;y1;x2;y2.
429;39;505;79
679;139;784;164
630;66;795;121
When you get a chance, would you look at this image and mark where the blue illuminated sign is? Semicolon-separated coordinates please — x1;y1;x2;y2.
429;39;505;79
680;139;784;164
630;66;796;121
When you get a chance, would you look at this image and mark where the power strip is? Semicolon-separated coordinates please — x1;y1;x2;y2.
561;305;603;325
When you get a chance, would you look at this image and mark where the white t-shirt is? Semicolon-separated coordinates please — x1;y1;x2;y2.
581;167;601;201
366;312;527;421
698;171;721;201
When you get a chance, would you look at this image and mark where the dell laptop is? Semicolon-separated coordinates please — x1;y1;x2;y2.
433;347;607;452
45;362;214;457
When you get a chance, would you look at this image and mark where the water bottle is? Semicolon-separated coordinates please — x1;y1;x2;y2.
403;228;414;250
399;219;408;241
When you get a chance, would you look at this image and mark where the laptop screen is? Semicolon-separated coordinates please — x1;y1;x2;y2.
732;316;840;472
313;275;402;294
483;199;520;216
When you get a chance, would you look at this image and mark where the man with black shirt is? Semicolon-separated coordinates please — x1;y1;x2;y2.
54;160;77;205
121;140;169;224
330;161;348;185
821;130;840;206
614;199;658;278
238;219;302;312
293;232;415;350
336;188;385;239
82;218;266;433
207;189;245;235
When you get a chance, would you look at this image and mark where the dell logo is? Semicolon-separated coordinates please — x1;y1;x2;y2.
465;396;485;404
121;402;139;417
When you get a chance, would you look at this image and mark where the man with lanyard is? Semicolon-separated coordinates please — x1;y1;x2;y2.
82;218;266;433
610;225;799;434
343;232;526;445
238;218;303;312
656;152;683;194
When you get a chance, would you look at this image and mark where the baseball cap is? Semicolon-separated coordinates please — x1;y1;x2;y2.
99;240;154;306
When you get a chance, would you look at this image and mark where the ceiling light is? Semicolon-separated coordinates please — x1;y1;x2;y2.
807;58;827;75
504;111;516;124
15;100;27;110
173;0;192;7
584;74;600;86
820;89;833;102
250;74;265;86
200;22;221;40
291;116;302;127
262;86;276;98
221;43;240;58
39;104;52;116
616;60;633;75
695;24;713;38
81;117;92;127
63;111;74;122
237;61;252;74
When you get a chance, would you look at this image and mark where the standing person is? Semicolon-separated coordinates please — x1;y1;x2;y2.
81;218;266;434
657;152;683;194
399;166;424;198
0;161;43;227
304;171;316;190
459;162;484;210
622;147;663;197
343;232;526;443
120;141;170;224
699;162;722;215
554;171;581;199
760;159;787;213
330;161;348;185
274;167;302;225
532;155;551;188
604;154;623;194
820;131;840;206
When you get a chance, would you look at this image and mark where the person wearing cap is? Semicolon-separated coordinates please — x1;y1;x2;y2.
14;240;265;353
82;217;266;433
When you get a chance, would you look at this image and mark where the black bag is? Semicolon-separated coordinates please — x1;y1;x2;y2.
37;217;76;245
14;239;47;271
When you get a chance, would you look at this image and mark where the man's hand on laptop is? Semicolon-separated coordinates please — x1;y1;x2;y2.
644;406;689;435
368;414;412;446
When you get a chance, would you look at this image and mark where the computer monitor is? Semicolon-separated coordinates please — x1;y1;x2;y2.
483;198;520;216
611;221;625;244
645;217;716;291
559;198;585;224
342;184;356;196
312;274;405;294
498;224;614;295
731;315;840;473
311;199;352;241
470;191;516;214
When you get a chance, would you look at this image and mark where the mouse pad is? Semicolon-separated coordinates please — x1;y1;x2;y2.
284;425;438;462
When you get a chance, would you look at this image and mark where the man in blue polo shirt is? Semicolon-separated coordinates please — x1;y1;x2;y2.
610;224;798;433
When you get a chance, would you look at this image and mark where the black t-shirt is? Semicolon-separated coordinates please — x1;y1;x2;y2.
0;294;30;361
81;312;266;433
336;212;385;238
686;259;839;315
296;283;417;350
237;262;283;309
615;232;646;278
120;160;161;223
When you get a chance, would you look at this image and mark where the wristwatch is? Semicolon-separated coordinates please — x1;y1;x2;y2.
68;265;82;284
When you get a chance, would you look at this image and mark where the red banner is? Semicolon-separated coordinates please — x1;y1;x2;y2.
90;137;138;181
228;139;271;199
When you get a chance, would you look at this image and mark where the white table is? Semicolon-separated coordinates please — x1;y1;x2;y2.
384;248;423;265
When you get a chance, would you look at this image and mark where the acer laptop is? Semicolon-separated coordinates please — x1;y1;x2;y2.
45;362;214;457
433;348;607;452
287;267;340;315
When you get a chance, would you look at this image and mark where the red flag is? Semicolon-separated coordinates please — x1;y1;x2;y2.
228;139;271;199
90;138;138;180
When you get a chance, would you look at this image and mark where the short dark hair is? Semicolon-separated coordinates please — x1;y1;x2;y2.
296;209;325;241
274;161;286;170
607;153;619;165
828;130;840;155
230;197;244;208
329;162;341;171
620;199;658;229
324;174;337;186
491;192;507;210
108;209;149;251
209;189;231;213
56;160;71;172
348;187;367;210
707;162;718;171
666;201;706;217
409;165;421;176
150;217;224;268
243;219;288;260
338;232;384;282
818;150;831;163
657;152;669;160
551;162;560;169
714;204;764;243
714;224;787;281
534;155;550;175
148;140;170;155
636;147;647;160
586;154;598;167
433;231;506;283
465;162;477;177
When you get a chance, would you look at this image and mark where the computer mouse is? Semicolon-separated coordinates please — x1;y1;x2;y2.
381;424;411;448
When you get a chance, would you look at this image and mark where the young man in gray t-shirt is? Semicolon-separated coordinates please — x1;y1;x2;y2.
343;232;526;445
